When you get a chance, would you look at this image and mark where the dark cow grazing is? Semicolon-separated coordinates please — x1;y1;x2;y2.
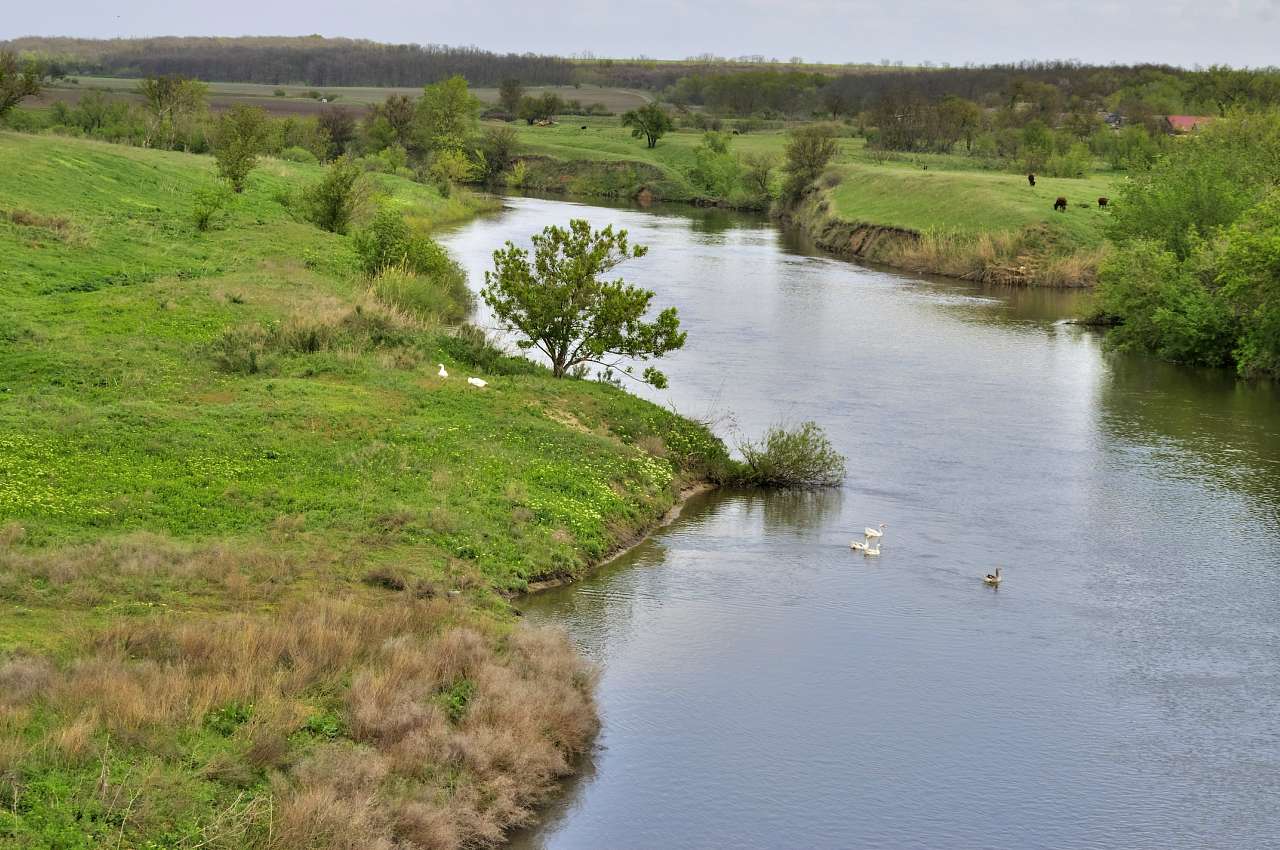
1097;196;1109;208
732;129;741;135
1028;173;1036;187
1054;196;1068;212
580;125;588;130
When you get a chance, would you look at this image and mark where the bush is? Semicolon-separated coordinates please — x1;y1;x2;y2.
212;104;270;192
370;265;473;325
477;126;519;181
352;205;462;279
191;184;232;232
299;156;366;234
1107;112;1280;260
277;145;318;164
782;124;839;200
1096;239;1236;367
358;145;407;174
738;421;846;487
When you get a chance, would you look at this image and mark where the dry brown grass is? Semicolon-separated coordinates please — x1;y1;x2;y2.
875;227;1103;287
1031;245;1108;287
877;228;1025;280
0;598;597;849
0;533;300;609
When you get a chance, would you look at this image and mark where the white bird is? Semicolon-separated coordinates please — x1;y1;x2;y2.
437;363;449;378
466;377;487;388
983;567;1003;587
850;523;885;555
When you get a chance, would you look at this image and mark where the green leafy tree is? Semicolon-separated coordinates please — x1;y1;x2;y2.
138;75;207;149
1107;112;1280;259
212;105;270;192
0;51;44;119
299;156;366;234
621;103;673;148
517;92;562;125
1216;191;1280;375
689;132;740;197
416;75;479;153
317;106;357;160
741;151;778;198
781;124;839;199
498;78;524;114
482;219;686;386
364;93;416;151
477;125;519;180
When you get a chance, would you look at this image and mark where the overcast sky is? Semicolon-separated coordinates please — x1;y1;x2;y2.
5;0;1279;68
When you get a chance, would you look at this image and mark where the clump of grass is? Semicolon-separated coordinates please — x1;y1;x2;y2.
737;421;846;488
877;227;1025;280
1031;245;1108;287
370;265;472;326
211;299;422;374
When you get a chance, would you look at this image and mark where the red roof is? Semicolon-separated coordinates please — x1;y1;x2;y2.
1165;115;1214;132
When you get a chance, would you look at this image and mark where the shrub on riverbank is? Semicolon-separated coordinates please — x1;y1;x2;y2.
1096;114;1280;376
737;422;846;488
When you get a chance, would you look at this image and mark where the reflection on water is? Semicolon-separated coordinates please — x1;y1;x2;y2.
440;196;1280;850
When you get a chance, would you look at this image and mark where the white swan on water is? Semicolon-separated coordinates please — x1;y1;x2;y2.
850;523;886;555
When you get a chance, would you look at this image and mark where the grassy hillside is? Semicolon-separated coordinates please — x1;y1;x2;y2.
0;132;728;849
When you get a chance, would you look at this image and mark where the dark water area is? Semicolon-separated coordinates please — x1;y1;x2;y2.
439;196;1280;850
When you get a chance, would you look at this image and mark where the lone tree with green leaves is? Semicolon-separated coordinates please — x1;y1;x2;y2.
482;219;686;387
622;103;674;148
498;78;524;114
212;105;270;192
138;75;207;149
416;75;479;153
0;51;43;119
782;124;840;199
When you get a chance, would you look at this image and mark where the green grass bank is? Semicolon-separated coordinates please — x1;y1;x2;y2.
0;132;731;849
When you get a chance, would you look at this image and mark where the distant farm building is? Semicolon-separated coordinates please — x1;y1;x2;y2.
1162;115;1215;134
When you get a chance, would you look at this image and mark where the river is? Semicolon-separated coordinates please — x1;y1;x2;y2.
439;195;1280;850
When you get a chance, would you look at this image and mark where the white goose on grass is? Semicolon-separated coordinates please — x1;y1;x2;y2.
467;377;488;388
850;523;886;555
437;364;449;378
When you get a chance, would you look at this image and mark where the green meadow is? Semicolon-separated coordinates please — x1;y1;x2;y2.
0;131;729;849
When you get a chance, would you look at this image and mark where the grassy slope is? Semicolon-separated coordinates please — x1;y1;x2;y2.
0;132;726;849
827;157;1116;248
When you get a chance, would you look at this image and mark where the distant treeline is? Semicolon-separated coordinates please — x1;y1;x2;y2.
2;37;575;87
671;62;1280;118
8;37;1280;121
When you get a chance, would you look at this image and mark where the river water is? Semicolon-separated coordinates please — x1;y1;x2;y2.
439;196;1280;850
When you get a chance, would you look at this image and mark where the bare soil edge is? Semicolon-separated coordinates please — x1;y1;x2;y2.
520;481;718;595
